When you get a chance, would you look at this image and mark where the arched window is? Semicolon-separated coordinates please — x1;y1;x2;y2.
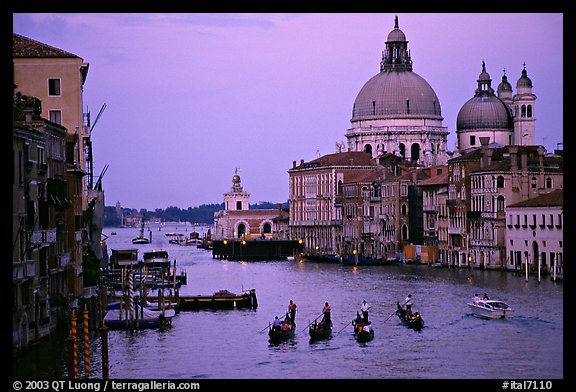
337;180;343;195
546;177;552;188
262;222;272;234
364;144;372;155
401;224;408;240
521;105;527;118
497;176;505;188
497;195;505;212
399;143;406;159
531;176;537;189
411;143;420;162
527;105;532;117
237;223;246;238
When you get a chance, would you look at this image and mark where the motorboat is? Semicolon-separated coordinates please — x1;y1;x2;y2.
467;299;514;319
103;300;176;329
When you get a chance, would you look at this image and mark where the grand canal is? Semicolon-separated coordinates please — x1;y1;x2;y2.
13;223;563;380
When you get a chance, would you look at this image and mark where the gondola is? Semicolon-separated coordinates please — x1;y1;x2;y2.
351;314;374;342
308;320;332;341
268;318;296;343
395;301;424;330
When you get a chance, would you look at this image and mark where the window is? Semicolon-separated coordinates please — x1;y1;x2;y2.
236;201;242;210
48;78;61;96
497;176;504;188
497;196;505;212
531;177;536;189
521;105;526;117
546;177;552;188
400;184;408;196
49;110;62;125
527;105;532;117
470;135;476;146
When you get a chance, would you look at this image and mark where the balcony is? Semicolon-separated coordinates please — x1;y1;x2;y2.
13;260;36;280
32;228;57;247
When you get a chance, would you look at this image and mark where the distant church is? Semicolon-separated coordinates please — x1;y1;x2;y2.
456;61;536;152
213;171;289;240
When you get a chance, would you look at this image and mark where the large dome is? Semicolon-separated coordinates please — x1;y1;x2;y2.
351;71;443;121
457;95;513;130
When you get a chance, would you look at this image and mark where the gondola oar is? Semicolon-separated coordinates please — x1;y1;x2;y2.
300;313;324;332
336;319;354;334
385;300;408;322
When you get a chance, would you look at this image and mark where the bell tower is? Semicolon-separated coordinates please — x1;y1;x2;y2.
513;64;536;146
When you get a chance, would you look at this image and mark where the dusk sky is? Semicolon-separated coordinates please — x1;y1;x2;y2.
13;13;563;211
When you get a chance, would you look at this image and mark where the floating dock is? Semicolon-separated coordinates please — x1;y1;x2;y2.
148;289;258;311
212;239;303;261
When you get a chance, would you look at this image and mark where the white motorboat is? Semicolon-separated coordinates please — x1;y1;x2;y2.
467;299;514;319
104;301;176;330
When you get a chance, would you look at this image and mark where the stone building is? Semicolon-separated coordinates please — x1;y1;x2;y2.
288;151;375;254
13;94;71;350
213;173;286;240
467;144;563;270
505;189;563;279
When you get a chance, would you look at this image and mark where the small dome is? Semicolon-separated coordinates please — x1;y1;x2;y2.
497;73;512;92
516;68;533;88
387;15;407;42
456;95;513;131
478;60;491;82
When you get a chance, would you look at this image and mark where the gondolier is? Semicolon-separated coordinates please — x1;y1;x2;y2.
288;300;297;323
322;302;331;324
360;300;370;323
405;294;413;310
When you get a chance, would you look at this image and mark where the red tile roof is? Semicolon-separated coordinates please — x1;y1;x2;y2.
13;33;80;58
507;189;563;208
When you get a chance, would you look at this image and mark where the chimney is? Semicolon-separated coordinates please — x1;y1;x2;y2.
300;159;304;167
509;146;518;173
277;203;283;210
292;160;296;169
537;146;545;172
520;150;528;173
479;137;490;169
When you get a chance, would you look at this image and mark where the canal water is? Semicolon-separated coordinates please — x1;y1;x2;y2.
13;224;563;380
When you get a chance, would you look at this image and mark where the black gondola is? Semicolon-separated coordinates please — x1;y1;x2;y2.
308;320;332;341
396;301;424;330
268;317;296;344
351;313;374;342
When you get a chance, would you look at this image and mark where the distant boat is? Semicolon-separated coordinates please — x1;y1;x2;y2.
132;217;151;244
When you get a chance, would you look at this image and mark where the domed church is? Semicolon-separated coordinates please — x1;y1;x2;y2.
456;62;536;152
346;16;449;167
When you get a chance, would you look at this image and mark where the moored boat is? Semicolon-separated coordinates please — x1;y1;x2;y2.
142;250;170;268
103;301;175;330
308;320;332;341
395;302;424;330
467;299;514;319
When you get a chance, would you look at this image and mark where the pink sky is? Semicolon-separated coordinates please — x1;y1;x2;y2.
13;13;563;210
